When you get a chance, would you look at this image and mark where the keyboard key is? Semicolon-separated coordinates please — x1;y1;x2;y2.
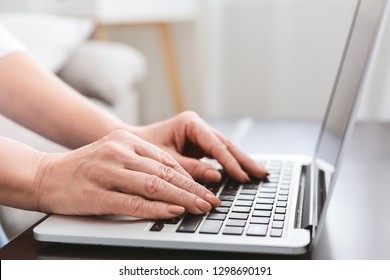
150;223;164;232
262;183;278;188
276;201;287;207
273;214;285;221
268;175;280;181
220;189;238;196
232;206;251;213
199;220;223;234
272;221;284;229
246;225;268;236
176;214;204;233
250;217;270;224
225;179;241;189
237;194;255;201
258;193;276;199
204;182;222;194
280;184;291;190
242;184;259;190
259;188;277;193
248;176;261;185
211;207;230;214
278;195;288;201
234;200;253;207
206;213;226;220
220;201;233;208
223;226;244;235
240;189;257;195
218;195;235;201
252;210;272;217
266;177;279;183
229;213;249;220
254;204;273;210
256;198;274;204
270;228;283;237
275;207;286;214
279;189;289;195
226;219;247;227
160;217;181;224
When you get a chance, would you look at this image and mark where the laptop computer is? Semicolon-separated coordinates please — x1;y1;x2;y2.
33;0;389;255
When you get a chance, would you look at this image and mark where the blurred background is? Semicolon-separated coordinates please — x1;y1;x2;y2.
1;0;389;125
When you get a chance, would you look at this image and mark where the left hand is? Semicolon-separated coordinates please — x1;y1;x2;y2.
133;111;268;183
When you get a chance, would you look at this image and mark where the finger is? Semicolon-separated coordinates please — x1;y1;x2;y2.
94;191;186;219
174;153;222;183
132;136;192;180
186;120;250;181
214;130;269;178
122;154;220;208
112;168;216;214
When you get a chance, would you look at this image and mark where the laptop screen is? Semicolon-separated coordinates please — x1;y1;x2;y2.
312;0;388;239
315;0;387;178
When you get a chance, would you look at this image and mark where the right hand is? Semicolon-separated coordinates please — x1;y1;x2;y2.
32;130;221;219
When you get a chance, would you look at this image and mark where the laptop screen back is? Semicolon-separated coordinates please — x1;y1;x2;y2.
312;0;388;241
315;0;387;181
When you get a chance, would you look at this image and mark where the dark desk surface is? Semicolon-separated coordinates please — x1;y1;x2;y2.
1;120;389;260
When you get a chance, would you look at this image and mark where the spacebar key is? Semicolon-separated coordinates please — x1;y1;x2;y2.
176;214;204;233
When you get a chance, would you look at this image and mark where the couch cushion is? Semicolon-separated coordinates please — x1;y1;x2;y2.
0;12;95;72
58;40;146;105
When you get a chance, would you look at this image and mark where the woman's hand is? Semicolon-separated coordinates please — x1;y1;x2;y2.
32;130;220;219
134;111;269;183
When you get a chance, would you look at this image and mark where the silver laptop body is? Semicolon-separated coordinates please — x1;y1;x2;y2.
33;0;388;255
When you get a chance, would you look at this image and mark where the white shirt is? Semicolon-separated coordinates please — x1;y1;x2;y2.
0;23;25;58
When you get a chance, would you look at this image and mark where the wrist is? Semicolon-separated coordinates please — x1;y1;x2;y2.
0;138;48;211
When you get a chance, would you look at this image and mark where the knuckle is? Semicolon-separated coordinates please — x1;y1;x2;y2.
158;151;176;167
109;129;132;140
150;202;161;218
105;130;136;149
181;178;194;192
182;110;197;119
175;189;189;205
180;174;203;196
210;142;227;154
159;165;175;182
125;153;141;168
144;175;164;196
95;141;125;162
189;182;204;197
125;196;144;214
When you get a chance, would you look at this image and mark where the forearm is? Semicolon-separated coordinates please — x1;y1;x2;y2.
0;136;45;211
0;53;135;148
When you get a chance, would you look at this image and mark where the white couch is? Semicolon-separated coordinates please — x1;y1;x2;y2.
0;13;147;243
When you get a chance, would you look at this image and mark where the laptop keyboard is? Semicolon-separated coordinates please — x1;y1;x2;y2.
150;160;293;238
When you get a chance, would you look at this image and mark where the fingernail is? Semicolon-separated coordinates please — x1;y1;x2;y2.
195;198;212;212
167;205;185;216
206;193;221;208
204;169;222;182
242;172;250;182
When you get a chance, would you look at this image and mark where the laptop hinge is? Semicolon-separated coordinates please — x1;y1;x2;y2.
295;164;314;231
316;169;327;225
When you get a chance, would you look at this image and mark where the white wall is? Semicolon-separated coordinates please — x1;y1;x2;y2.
200;0;355;120
200;0;390;121
1;0;390;123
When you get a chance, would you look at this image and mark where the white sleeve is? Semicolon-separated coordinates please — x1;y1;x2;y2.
0;23;26;58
